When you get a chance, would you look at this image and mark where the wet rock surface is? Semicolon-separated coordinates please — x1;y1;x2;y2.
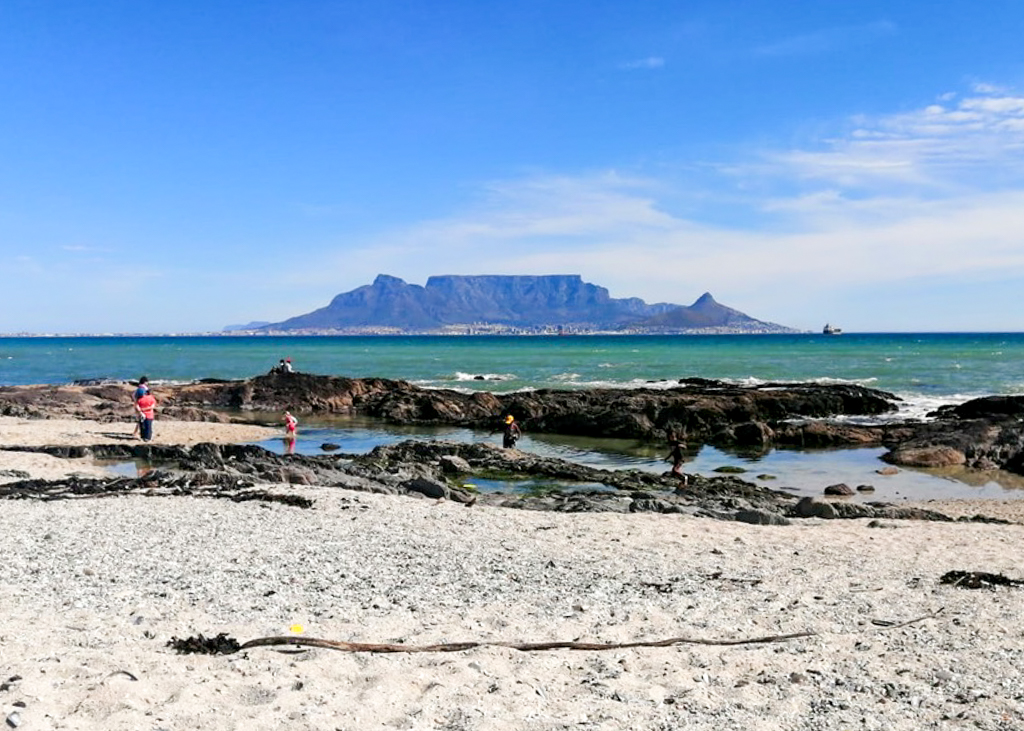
881;395;1024;473
4;375;1024;515
0;439;995;523
2;373;904;447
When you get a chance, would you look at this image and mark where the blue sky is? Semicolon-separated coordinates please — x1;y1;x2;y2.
2;1;1024;333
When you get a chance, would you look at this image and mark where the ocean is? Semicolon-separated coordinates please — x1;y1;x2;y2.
3;332;1024;501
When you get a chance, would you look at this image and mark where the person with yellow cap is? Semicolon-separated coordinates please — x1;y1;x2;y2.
502;414;522;449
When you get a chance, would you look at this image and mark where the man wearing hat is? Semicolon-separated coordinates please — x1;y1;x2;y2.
502;414;522;449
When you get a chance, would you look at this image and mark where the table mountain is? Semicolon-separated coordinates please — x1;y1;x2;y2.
253;274;794;333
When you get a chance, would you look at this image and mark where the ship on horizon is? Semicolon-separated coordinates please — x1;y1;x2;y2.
822;323;843;335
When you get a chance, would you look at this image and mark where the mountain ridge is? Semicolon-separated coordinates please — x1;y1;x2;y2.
239;274;796;333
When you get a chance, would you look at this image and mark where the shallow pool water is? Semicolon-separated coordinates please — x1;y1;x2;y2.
244;415;1024;504
97;413;1024;504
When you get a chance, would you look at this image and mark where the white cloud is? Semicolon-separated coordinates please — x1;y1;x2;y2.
971;82;1004;95
61;244;114;254
753;21;896;57
259;81;1024;331
308;171;1024;309
765;87;1024;191
620;56;665;70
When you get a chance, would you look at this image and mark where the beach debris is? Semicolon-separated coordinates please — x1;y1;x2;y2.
0;474;313;508
939;571;1024;589
640;572;763;594
167;633;242;655
104;669;139;682
169;631;815;656
167;609;944;657
229;491;314;509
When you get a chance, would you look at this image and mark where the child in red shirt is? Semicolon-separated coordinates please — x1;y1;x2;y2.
136;392;157;442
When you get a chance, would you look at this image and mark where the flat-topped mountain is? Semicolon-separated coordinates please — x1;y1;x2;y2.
242;274;795;333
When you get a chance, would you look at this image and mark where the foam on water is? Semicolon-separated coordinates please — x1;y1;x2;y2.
450;371;516;382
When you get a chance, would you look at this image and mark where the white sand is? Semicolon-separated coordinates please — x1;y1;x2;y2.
2;418;1023;730
0;415;279;483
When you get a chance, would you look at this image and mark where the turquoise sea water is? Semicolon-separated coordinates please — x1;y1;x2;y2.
3;332;1023;401
5;333;1024;501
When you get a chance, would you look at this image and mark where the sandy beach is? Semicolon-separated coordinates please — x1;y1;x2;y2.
2;416;1024;730
0;415;279;484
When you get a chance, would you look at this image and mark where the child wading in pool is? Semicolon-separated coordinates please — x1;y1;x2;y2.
283;411;298;454
665;431;688;487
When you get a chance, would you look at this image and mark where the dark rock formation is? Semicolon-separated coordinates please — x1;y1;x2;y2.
1;439;981;523
3;374;905;451
0;382;234;423
788;496;953;522
882;395;1024;473
167;374;904;451
823;483;854;496
6;373;1024;488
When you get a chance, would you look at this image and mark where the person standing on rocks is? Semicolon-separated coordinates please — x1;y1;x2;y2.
131;376;149;438
136;387;157;442
502;414;522;449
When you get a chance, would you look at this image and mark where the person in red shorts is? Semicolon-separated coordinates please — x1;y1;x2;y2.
283;410;298;454
136;390;157;442
284;410;298;434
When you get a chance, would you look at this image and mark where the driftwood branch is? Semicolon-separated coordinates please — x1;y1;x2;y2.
238;631;816;654
868;607;944;629
168;609;944;657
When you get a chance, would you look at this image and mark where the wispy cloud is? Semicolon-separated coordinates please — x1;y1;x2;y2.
261;82;1024;331
61;244;113;254
762;86;1024;192
754;21;896;57
620;56;665;70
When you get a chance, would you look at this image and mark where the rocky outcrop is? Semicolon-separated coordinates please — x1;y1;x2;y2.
2;439;981;523
788;496;954;521
7;373;1024;478
3;375;902;451
882;395;1024;473
169;375;904;451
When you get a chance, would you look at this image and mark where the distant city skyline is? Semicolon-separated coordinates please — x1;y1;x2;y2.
2;1;1023;334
